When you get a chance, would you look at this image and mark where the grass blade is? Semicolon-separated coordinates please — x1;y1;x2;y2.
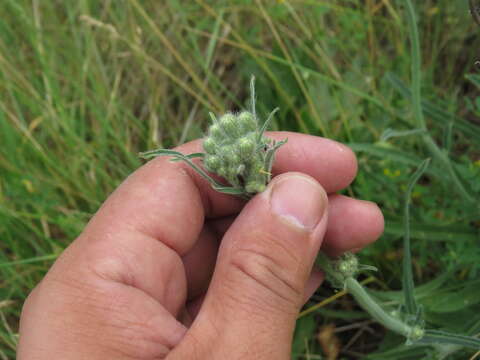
0;254;57;268
384;221;478;242
380;128;427;142
386;73;480;142
403;158;431;315
404;0;424;130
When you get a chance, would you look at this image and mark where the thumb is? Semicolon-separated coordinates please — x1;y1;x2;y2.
170;173;328;360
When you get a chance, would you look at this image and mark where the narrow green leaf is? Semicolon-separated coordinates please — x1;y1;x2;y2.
385;14;475;205
264;138;288;180
404;0;425;130
208;111;218;123
380;128;427;142
0;254;58;268
466;73;480;89
359;264;378;272
257;107;279;142
250;75;257;118
212;185;245;195
421;281;480;313
291;315;316;357
370;272;452;302
403;158;431;316
386;72;480;142
384;221;478;242
139;148;224;189
204;9;223;69
420;330;480;350
212;185;250;200
170;152;205;162
349;143;422;164
403;1;472;204
139;148;185;159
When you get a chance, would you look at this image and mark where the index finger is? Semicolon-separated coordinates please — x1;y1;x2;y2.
84;132;357;256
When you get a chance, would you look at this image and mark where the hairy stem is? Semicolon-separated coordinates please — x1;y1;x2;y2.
344;277;413;338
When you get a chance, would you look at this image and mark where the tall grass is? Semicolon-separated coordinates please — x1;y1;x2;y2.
0;1;479;358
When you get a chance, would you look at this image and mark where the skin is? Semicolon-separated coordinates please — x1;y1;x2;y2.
17;132;384;360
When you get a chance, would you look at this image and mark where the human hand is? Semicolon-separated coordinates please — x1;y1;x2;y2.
17;133;384;360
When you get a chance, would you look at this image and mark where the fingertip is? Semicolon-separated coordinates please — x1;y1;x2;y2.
355;200;384;246
322;195;384;256
323;141;358;191
269;133;358;192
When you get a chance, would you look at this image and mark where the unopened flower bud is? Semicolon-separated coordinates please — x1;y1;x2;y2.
222;144;236;158
217;166;227;177
203;137;216;154
337;254;359;278
246;181;266;193
238;136;255;157
219;113;238;137
250;160;264;173
237;111;257;133
409;326;424;341
226;152;241;166
204;155;221;171
232;153;241;164
209;123;223;140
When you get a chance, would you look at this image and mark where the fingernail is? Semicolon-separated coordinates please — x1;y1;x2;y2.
270;175;327;230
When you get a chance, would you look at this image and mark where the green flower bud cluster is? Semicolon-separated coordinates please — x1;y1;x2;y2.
323;252;360;288
408;325;425;342
318;252;377;289
139;76;286;200
203;110;278;195
337;252;359;278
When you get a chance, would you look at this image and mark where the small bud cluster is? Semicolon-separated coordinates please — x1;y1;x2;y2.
323;252;361;289
337;253;359;278
203;110;284;195
408;325;425;342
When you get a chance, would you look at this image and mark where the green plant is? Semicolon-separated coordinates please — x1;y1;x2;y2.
141;77;480;358
1;1;479;358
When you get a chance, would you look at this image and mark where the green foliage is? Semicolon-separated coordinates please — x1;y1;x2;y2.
0;0;479;359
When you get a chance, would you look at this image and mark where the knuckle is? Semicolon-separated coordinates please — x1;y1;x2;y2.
229;232;305;308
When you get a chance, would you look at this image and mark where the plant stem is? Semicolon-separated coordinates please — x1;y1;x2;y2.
344;277;413;338
404;0;474;203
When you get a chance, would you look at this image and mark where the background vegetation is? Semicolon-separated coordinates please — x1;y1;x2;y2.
0;0;479;358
